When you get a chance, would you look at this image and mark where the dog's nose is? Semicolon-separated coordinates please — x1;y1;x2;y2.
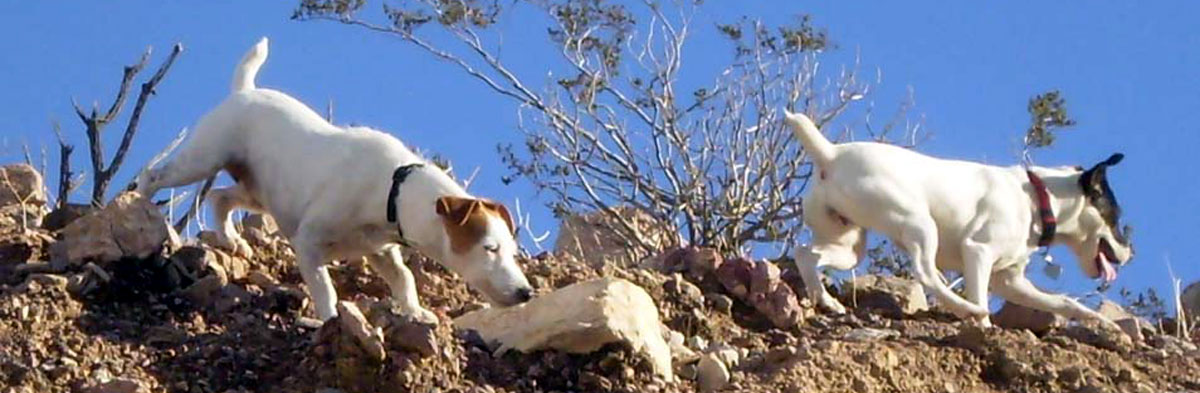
514;287;533;303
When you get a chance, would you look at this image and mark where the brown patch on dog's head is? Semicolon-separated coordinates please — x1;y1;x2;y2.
436;196;516;254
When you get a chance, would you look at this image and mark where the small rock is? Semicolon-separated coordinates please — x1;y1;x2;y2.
677;362;698;380
454;278;673;379
664;274;703;306
337;301;387;362
764;345;797;365
950;325;991;353
1115;318;1145;342
246;270;278;288
840;274;928;316
25;273;67;289
41;203;94;232
1147;334;1198;355
665;329;699;365
708;293;734;314
715;257;754;298
79;377;149;393
696;353;730;392
844;327;900;342
992;301;1064;334
382;316;438;357
14;261;54;275
179;276;225;307
651;247;724;282
1059;322;1133;352
716;257;806;328
241;213;278;234
706;344;741;368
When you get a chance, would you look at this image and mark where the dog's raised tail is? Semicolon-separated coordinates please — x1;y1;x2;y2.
231;37;269;93
783;110;836;166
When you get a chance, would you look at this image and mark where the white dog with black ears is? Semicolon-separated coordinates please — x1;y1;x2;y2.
135;38;534;322
782;110;1133;328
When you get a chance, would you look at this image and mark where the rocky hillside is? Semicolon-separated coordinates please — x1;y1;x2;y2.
1;162;1198;393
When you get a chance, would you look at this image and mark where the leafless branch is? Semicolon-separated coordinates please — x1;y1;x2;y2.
299;1;921;255
72;43;183;206
51;120;75;209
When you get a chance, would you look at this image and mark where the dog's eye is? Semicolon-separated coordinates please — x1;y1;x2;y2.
483;244;500;253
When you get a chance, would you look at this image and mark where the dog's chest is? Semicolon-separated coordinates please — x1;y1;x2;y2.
319;224;399;260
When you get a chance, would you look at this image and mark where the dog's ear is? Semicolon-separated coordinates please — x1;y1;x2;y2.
481;200;517;236
1080;153;1124;196
436;196;483;226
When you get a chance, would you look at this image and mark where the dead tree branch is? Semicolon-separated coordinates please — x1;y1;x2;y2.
71;43;183;206
51;121;76;209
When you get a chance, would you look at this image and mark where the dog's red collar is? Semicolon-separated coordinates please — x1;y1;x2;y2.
1026;170;1056;247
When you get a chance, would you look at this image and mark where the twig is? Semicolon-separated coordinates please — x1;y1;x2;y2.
174;175;215;233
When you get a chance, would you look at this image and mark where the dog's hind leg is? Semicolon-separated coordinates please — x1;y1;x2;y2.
208;184;263;259
990;267;1120;331
796;194;865;314
366;245;438;324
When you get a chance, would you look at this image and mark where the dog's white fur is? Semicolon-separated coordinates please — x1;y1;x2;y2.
136;38;533;321
783;111;1133;327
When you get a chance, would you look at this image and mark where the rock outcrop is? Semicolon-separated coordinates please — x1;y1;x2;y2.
454;278;673;379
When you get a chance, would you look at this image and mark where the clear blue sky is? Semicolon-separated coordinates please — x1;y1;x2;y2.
1;2;1196;309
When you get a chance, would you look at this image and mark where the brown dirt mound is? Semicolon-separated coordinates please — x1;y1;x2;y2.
1;224;1198;393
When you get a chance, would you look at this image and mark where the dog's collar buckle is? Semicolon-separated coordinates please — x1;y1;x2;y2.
1026;170;1057;248
387;163;426;242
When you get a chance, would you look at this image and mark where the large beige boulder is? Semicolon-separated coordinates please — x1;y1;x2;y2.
49;192;168;266
553;206;677;267
1097;300;1155;340
454;278;673;379
0;163;47;228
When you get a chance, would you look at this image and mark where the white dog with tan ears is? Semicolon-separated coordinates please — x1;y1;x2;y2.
782;110;1133;328
135;38;534;322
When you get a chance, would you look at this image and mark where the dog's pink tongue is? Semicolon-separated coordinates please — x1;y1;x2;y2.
1098;254;1117;283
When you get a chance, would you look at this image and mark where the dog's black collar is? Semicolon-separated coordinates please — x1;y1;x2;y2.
1026;170;1056;247
387;163;425;241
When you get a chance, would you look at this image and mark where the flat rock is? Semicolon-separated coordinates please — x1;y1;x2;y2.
49;192;168;266
454;277;673;379
840;274;929;316
992;301;1065;334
